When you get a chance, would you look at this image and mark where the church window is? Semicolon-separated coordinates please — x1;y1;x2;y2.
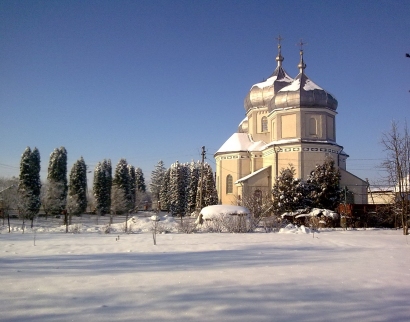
309;117;318;136
261;117;268;132
226;175;233;194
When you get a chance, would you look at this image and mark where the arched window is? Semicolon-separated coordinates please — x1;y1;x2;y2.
261;116;268;132
309;117;317;136
226;175;233;194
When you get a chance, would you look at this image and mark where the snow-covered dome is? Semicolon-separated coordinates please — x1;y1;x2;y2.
244;45;293;112
238;117;248;133
270;50;338;111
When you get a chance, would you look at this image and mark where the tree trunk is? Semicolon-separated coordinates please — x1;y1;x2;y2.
125;211;129;233
7;213;11;233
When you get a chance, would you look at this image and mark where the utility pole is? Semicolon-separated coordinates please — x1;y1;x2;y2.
198;146;206;211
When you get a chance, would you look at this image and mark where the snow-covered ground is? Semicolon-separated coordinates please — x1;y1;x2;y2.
1;214;409;322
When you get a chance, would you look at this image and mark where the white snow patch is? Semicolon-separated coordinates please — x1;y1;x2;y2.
200;205;250;220
279;224;311;234
0;216;409;321
283;208;339;220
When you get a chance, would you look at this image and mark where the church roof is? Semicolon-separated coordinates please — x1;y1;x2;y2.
215;133;265;154
244;43;293;112
235;166;271;183
270;50;338;111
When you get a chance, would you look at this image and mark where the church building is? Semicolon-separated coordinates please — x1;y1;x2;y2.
214;41;367;205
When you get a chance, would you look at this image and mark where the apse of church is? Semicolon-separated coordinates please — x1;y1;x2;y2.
214;39;367;205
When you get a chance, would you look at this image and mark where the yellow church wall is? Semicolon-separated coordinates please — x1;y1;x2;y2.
326;115;335;140
280;113;297;138
271;118;276;140
299;110;336;141
247;113;254;137
215;154;251;205
254;157;264;171
246;109;270;142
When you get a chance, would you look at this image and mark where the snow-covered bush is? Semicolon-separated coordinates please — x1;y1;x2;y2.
177;217;197;234
69;223;82;234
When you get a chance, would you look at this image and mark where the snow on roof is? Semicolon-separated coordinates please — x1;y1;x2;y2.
248;140;266;151
200;205;250;220
216;133;265;154
238;117;248;126
369;186;395;193
235;166;271;183
253;73;293;89
279;76;323;92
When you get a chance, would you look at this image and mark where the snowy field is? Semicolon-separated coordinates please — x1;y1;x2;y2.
1;214;410;322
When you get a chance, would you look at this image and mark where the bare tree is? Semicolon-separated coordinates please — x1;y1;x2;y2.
110;184;128;231
135;190;150;211
87;189;95;213
66;194;81;226
238;188;273;231
381;120;410;235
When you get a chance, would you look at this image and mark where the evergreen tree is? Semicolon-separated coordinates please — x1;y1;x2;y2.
128;164;136;210
113;158;131;212
47;147;68;214
18;147;41;226
135;167;146;192
169;161;187;215
202;163;218;207
187;161;200;213
307;158;342;210
68;157;88;215
104;159;112;212
93;159;112;215
159;168;171;211
150;160;166;206
196;163;218;209
272;165;307;214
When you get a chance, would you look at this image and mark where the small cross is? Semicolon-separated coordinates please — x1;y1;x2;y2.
297;39;307;51
276;35;284;46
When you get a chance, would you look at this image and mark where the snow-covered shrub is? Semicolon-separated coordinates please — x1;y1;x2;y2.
261;215;282;233
69;223;82;233
177;217;197;234
102;224;111;234
221;215;250;233
202;217;224;233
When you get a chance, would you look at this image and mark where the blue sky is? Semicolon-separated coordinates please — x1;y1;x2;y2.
1;0;409;186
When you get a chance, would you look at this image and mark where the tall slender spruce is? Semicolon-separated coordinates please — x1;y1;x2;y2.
47;147;68;214
68;157;88;215
18;147;41;227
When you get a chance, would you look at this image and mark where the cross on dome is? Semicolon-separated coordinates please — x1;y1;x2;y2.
275;35;284;66
297;39;307;72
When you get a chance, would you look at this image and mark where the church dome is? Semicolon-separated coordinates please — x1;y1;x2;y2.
244;44;293;112
271;50;338;111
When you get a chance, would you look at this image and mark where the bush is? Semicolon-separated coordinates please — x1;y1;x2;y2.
69;224;82;234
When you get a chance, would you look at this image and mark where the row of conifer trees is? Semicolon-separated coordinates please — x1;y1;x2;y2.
17;147;148;223
150;160;218;216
